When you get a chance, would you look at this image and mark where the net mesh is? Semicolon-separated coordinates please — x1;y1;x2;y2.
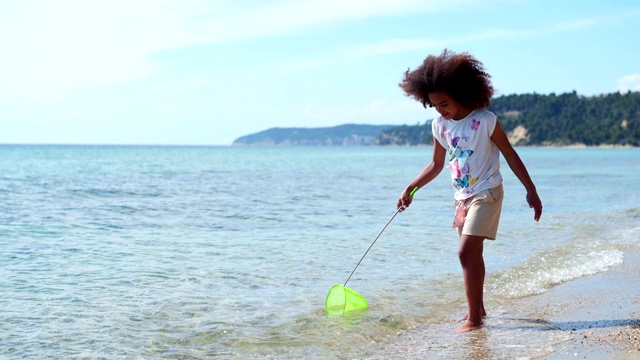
325;284;368;315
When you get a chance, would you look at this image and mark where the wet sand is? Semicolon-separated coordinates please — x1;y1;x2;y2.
537;248;640;359
367;248;640;359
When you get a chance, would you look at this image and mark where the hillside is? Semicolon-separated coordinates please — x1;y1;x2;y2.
493;91;639;146
378;91;640;146
232;124;395;146
232;91;640;147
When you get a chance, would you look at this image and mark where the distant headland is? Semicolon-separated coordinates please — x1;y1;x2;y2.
232;124;395;146
233;91;640;147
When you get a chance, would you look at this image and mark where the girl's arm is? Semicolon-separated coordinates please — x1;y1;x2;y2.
397;138;447;211
490;120;543;221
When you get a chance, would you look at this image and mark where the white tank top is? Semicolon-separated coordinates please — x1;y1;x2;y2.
432;108;503;200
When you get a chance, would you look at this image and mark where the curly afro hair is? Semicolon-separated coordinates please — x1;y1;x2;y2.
399;49;494;109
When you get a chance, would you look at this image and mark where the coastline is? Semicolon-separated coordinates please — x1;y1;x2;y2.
538;247;640;359
367;248;640;359
525;143;638;149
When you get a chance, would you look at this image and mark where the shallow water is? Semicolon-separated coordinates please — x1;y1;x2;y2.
0;145;638;358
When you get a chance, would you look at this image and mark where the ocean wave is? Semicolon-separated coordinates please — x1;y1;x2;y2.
487;241;624;298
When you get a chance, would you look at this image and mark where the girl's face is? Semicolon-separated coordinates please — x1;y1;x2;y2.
428;92;472;120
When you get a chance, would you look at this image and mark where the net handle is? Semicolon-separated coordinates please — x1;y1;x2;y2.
343;187;418;287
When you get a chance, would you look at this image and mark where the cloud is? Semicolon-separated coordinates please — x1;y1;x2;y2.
617;74;640;93
551;9;640;32
3;0;636;100
346;38;445;60
200;0;433;43
0;0;453;99
0;0;211;99
308;98;437;125
346;9;640;60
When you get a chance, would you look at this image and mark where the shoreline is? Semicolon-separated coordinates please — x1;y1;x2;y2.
537;248;640;359
520;143;638;149
367;248;640;359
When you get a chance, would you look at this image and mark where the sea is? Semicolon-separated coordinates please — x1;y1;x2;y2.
1;145;639;359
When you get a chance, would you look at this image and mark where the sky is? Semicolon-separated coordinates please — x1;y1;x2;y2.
1;0;639;145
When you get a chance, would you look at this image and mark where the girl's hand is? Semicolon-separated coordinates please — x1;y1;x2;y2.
527;191;543;221
397;187;414;212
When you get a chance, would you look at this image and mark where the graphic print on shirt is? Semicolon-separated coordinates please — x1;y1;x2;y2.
444;118;481;194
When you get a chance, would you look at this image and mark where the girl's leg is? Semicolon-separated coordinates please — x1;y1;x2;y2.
479;241;486;318
456;234;486;333
458;240;487;321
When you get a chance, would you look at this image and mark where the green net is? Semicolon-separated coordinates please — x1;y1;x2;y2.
325;284;368;315
325;198;416;317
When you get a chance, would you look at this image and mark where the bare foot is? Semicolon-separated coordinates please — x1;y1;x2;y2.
457;311;487;322
455;320;483;333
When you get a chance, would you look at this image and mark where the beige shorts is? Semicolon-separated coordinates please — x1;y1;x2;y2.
454;184;504;240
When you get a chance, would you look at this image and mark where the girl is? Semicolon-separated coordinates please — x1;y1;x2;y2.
396;49;543;333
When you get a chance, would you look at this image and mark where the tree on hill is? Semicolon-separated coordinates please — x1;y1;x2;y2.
377;91;640;146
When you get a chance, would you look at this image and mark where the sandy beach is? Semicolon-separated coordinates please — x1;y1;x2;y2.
537;248;640;359
367;248;640;359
